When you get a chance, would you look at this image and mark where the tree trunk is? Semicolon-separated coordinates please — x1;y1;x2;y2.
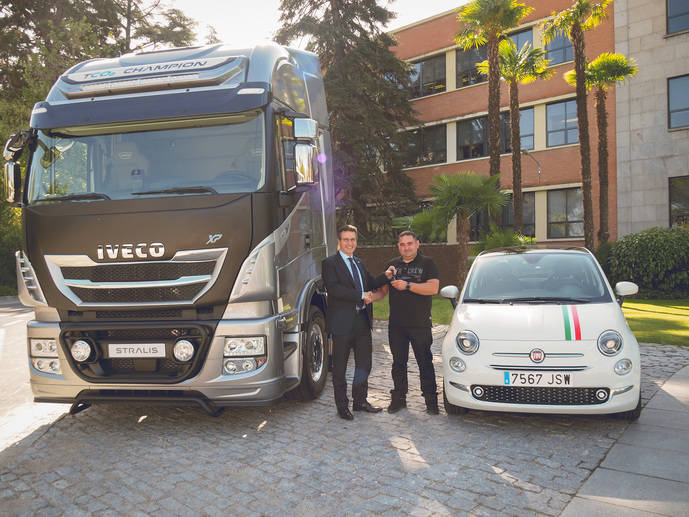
509;79;523;233
125;0;133;51
596;87;609;244
487;32;501;181
572;22;594;250
456;217;471;288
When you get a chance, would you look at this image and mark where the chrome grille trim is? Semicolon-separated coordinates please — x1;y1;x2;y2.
489;365;589;371
45;248;227;307
492;352;584;358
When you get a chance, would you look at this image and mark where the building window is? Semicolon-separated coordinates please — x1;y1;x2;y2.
502;192;536;237
670;176;689;227
548;188;583;238
668;0;689;34
669;75;689;129
547;99;578;147
509;28;533;51
502;108;535;152
404;125;447;167
410;55;446;98
545;31;573;65
457;116;488;160
469;209;490;242
456;46;487;88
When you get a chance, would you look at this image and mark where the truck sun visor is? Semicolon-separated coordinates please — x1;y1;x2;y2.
59;56;247;99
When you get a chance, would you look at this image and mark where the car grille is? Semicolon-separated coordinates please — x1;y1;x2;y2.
44;248;227;307
472;385;609;405
61;324;211;383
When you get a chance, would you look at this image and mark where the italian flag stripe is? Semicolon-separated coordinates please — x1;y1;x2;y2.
562;305;582;341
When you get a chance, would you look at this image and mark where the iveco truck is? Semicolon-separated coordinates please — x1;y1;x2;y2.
2;43;335;415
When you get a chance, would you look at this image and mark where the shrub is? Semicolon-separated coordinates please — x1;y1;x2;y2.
0;204;22;291
609;227;689;298
594;241;614;280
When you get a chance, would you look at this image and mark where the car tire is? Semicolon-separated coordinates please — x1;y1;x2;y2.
293;307;328;401
443;390;468;415
613;395;642;422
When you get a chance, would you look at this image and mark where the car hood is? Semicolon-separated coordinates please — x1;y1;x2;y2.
452;302;628;341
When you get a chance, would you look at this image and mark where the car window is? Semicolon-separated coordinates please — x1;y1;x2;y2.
464;252;612;303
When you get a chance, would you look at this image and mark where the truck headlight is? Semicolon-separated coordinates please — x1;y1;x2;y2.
173;340;195;362
223;337;265;356
32;358;61;374
30;338;58;357
456;330;479;355
598;330;622;356
70;339;93;362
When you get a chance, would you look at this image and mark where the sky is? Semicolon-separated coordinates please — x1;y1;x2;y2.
168;1;468;47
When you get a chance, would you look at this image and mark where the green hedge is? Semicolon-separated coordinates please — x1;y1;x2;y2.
608;227;689;298
0;204;21;294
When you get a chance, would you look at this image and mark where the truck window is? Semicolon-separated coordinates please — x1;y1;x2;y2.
27;111;266;202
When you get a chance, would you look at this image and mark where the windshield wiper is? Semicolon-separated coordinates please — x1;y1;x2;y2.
38;192;111;202
462;298;505;304
502;296;591;304
132;186;218;196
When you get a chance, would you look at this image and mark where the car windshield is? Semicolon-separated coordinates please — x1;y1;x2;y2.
27;111;265;203
463;251;612;304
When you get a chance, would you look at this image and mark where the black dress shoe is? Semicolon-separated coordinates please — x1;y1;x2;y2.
353;401;383;413
337;407;354;420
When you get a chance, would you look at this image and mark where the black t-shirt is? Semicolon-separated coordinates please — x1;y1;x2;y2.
387;253;439;328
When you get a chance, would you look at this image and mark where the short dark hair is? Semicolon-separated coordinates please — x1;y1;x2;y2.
398;230;418;241
338;224;358;239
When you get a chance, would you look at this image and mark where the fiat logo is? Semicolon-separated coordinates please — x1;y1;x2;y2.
529;348;545;363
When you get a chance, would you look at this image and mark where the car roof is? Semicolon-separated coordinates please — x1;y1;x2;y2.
477;246;592;258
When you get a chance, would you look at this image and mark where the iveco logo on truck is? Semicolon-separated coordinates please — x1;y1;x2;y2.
97;243;165;260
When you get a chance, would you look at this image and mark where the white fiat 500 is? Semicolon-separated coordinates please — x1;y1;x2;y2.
440;247;641;420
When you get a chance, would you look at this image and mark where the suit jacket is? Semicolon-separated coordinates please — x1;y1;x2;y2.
322;253;386;335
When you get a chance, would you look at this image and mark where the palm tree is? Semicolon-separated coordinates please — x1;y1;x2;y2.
430;172;508;286
478;40;552;233
456;0;533;180
565;53;638;244
541;0;612;250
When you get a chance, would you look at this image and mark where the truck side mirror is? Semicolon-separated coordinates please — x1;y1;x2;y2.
3;161;22;205
294;118;318;140
3;130;31;162
294;143;317;187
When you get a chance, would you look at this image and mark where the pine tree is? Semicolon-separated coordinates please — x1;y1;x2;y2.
276;0;418;243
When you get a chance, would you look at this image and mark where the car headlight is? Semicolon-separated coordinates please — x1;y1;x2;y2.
456;330;479;355
598;330;622;356
614;358;632;375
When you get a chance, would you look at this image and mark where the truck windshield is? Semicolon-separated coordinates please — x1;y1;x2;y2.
27;111;265;203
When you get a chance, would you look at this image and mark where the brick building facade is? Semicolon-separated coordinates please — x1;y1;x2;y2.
389;0;618;247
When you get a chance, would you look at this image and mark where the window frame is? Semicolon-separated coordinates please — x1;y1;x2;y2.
667;0;689;34
669;175;689;227
668;74;689;129
509;28;533;52
456;46;487;89
409;54;446;99
404;124;447;168
547;187;584;239
545;31;574;66
546;99;579;147
502;191;536;237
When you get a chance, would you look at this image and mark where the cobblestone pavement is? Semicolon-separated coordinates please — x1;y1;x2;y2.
1;323;688;517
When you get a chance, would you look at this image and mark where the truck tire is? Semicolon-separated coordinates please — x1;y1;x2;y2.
294;307;328;400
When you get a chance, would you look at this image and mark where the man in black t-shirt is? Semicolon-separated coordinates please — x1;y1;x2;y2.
378;231;440;414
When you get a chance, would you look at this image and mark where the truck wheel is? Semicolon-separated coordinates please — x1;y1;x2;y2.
295;308;328;400
443;390;468;415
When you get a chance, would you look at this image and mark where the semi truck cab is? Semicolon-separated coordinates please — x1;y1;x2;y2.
2;42;336;415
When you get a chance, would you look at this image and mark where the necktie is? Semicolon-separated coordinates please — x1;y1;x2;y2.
348;257;364;309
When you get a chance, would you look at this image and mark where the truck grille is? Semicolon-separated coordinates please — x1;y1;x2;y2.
44;248;227;307
472;385;609;405
61;324;211;383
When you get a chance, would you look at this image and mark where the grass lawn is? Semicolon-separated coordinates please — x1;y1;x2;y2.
622;299;689;347
374;297;689;347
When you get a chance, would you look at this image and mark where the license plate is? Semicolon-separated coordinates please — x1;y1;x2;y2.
108;343;166;358
503;371;574;387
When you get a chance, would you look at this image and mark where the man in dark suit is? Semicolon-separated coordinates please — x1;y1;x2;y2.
322;224;386;420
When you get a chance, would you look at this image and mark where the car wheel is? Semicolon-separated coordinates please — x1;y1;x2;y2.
613;395;642;422
443;390;468;415
293;307;328;401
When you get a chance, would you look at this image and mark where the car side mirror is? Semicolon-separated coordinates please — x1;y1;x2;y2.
440;285;459;308
615;281;638;306
3;162;22;205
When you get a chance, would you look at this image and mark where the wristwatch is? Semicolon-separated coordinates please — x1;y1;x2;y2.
406;281;411;291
